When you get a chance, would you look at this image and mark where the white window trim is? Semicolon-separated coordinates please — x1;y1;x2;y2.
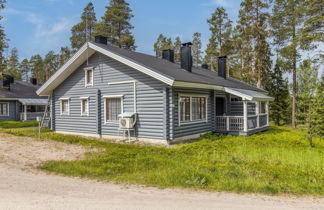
84;67;94;87
0;102;9;116
80;97;89;116
59;98;70;115
178;94;208;126
103;95;124;124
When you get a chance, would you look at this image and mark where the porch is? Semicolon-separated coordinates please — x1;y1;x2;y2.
18;99;48;121
214;87;273;135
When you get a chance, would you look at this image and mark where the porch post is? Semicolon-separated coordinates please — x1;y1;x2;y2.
266;101;269;126
243;100;248;132
24;105;27;121
255;101;259;128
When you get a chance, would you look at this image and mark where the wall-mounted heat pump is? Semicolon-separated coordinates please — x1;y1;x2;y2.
118;112;136;129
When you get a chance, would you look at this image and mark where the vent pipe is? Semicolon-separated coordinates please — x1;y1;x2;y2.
94;35;108;45
30;78;37;85
201;63;209;69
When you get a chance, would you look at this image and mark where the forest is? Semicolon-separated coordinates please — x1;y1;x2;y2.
0;0;323;142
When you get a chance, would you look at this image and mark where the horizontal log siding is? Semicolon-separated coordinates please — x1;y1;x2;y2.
172;88;213;138
54;52;167;139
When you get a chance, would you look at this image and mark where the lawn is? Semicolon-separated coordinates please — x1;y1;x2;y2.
0;121;38;129
1;125;324;196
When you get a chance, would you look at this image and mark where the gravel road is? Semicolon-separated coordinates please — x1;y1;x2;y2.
0;133;323;210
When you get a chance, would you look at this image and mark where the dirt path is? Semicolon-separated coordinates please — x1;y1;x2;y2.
0;133;323;210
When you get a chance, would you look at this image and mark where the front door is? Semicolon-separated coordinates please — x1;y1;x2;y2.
215;97;226;116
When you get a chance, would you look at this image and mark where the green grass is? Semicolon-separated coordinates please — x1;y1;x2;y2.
0;121;38;129
1;126;324;196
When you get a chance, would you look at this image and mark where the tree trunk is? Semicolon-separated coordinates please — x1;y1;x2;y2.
292;25;297;128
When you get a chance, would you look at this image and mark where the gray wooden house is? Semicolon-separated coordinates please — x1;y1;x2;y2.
0;76;48;121
37;37;273;144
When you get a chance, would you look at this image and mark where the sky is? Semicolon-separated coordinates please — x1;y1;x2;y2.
2;0;323;76
2;0;243;59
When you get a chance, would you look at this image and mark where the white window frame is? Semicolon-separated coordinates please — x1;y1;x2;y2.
84;67;94;87
0;102;9;116
60;98;70;115
80;97;89;116
178;94;208;126
103;95;123;124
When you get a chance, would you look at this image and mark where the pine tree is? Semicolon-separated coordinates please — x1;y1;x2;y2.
270;0;306;128
70;2;97;51
59;46;71;66
265;62;290;125
304;75;323;147
153;34;166;57
296;58;318;126
313;76;324;137
153;34;173;58
205;7;232;70
19;59;31;82
29;55;44;83
300;0;324;50
43;51;59;81
0;0;7;73
173;36;181;63
5;48;21;80
192;32;202;67
236;0;271;88
95;0;135;50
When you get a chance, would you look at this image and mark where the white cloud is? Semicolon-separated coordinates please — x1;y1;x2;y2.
201;0;233;8
212;0;232;8
4;8;74;38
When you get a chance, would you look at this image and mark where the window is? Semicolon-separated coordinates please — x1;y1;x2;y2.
84;67;93;86
179;95;207;124
104;97;122;122
0;103;9;116
80;98;89;115
260;102;266;114
60;99;69;115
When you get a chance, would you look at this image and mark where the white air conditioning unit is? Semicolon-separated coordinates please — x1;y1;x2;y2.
118;112;136;129
119;117;134;129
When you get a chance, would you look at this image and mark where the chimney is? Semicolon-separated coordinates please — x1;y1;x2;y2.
180;42;193;72
201;63;209;69
95;35;108;45
162;49;174;62
30;78;37;85
218;56;227;79
2;74;11;90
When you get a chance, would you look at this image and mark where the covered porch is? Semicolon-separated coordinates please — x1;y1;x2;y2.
18;99;48;121
214;88;273;135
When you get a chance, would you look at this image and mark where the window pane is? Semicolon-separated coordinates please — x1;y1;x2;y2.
61;100;69;114
81;99;88;114
106;98;121;121
192;97;206;121
180;96;190;122
86;70;92;84
0;103;7;115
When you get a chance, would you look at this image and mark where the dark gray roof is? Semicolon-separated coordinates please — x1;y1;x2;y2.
0;80;47;99
91;42;265;92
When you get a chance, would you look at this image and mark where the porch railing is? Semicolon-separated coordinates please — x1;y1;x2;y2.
215;114;268;132
215;116;244;131
20;112;46;121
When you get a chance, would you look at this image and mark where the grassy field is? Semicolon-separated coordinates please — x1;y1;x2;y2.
0;121;38;129
1;126;323;196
